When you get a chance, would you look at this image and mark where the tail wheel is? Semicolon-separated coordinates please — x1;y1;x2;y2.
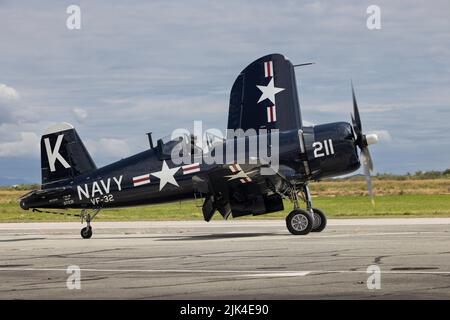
311;208;327;232
81;226;93;239
286;209;313;235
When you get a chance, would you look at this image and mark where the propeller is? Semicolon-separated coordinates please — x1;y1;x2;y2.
350;83;378;205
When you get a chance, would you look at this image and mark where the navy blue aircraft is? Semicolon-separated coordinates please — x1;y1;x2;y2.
19;54;378;238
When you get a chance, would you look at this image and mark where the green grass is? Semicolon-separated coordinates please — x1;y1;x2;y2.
1;194;450;223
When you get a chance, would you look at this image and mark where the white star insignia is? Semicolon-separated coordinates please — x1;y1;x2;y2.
151;160;180;191
256;78;285;104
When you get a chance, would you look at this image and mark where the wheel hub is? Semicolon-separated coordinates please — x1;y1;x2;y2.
291;213;309;232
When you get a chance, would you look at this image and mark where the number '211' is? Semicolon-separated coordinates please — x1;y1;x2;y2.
313;139;335;158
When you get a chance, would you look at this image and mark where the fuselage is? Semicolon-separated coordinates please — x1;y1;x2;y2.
20;122;360;211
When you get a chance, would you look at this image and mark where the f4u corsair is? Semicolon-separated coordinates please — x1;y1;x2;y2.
20;54;378;238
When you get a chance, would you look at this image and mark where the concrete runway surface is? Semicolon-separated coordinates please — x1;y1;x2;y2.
0;218;449;299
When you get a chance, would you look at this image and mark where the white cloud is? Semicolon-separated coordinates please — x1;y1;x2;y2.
0;83;20;124
72;107;88;123
85;138;131;160
100;138;131;158
0;83;40;125
0;132;40;157
0;84;19;100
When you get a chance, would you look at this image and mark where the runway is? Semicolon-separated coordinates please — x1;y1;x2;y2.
0;218;449;299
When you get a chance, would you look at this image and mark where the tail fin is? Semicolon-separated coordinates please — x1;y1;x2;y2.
228;53;302;133
40;122;96;189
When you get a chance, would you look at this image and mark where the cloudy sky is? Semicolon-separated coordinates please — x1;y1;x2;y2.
0;0;449;184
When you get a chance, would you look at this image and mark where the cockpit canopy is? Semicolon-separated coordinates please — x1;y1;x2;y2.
155;133;203;160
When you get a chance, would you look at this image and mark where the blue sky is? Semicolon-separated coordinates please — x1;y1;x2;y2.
0;0;449;184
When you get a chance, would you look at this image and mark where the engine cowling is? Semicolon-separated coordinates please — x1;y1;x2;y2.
303;122;360;179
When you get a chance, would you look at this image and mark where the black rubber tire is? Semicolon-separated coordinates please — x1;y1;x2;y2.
311;208;327;232
286;209;313;235
81;226;93;239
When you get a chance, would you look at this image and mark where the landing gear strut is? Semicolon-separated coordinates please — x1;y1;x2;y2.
80;209;100;239
286;184;327;235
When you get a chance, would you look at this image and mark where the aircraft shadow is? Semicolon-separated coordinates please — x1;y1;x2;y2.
155;232;279;241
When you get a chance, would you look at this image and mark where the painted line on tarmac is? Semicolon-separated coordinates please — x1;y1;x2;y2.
309;231;443;238
239;272;311;278
0;267;450;277
0;268;299;274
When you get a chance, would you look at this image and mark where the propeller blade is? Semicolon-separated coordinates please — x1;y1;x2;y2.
361;147;375;206
351;83;362;135
350;113;357;136
361;147;373;172
350;82;376;206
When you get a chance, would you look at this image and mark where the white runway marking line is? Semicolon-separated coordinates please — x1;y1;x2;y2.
1;268;450;276
240;272;310;278
310;231;443;238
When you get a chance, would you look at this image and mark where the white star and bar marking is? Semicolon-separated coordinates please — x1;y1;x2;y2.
132;173;150;187
256;77;284;105
257;61;284;124
182;163;201;175
133;162;202;190
151;160;180;191
264;61;273;77
267;105;277;123
226;164;253;184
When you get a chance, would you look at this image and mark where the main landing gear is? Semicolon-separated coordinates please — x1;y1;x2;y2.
80;208;100;239
285;184;327;235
